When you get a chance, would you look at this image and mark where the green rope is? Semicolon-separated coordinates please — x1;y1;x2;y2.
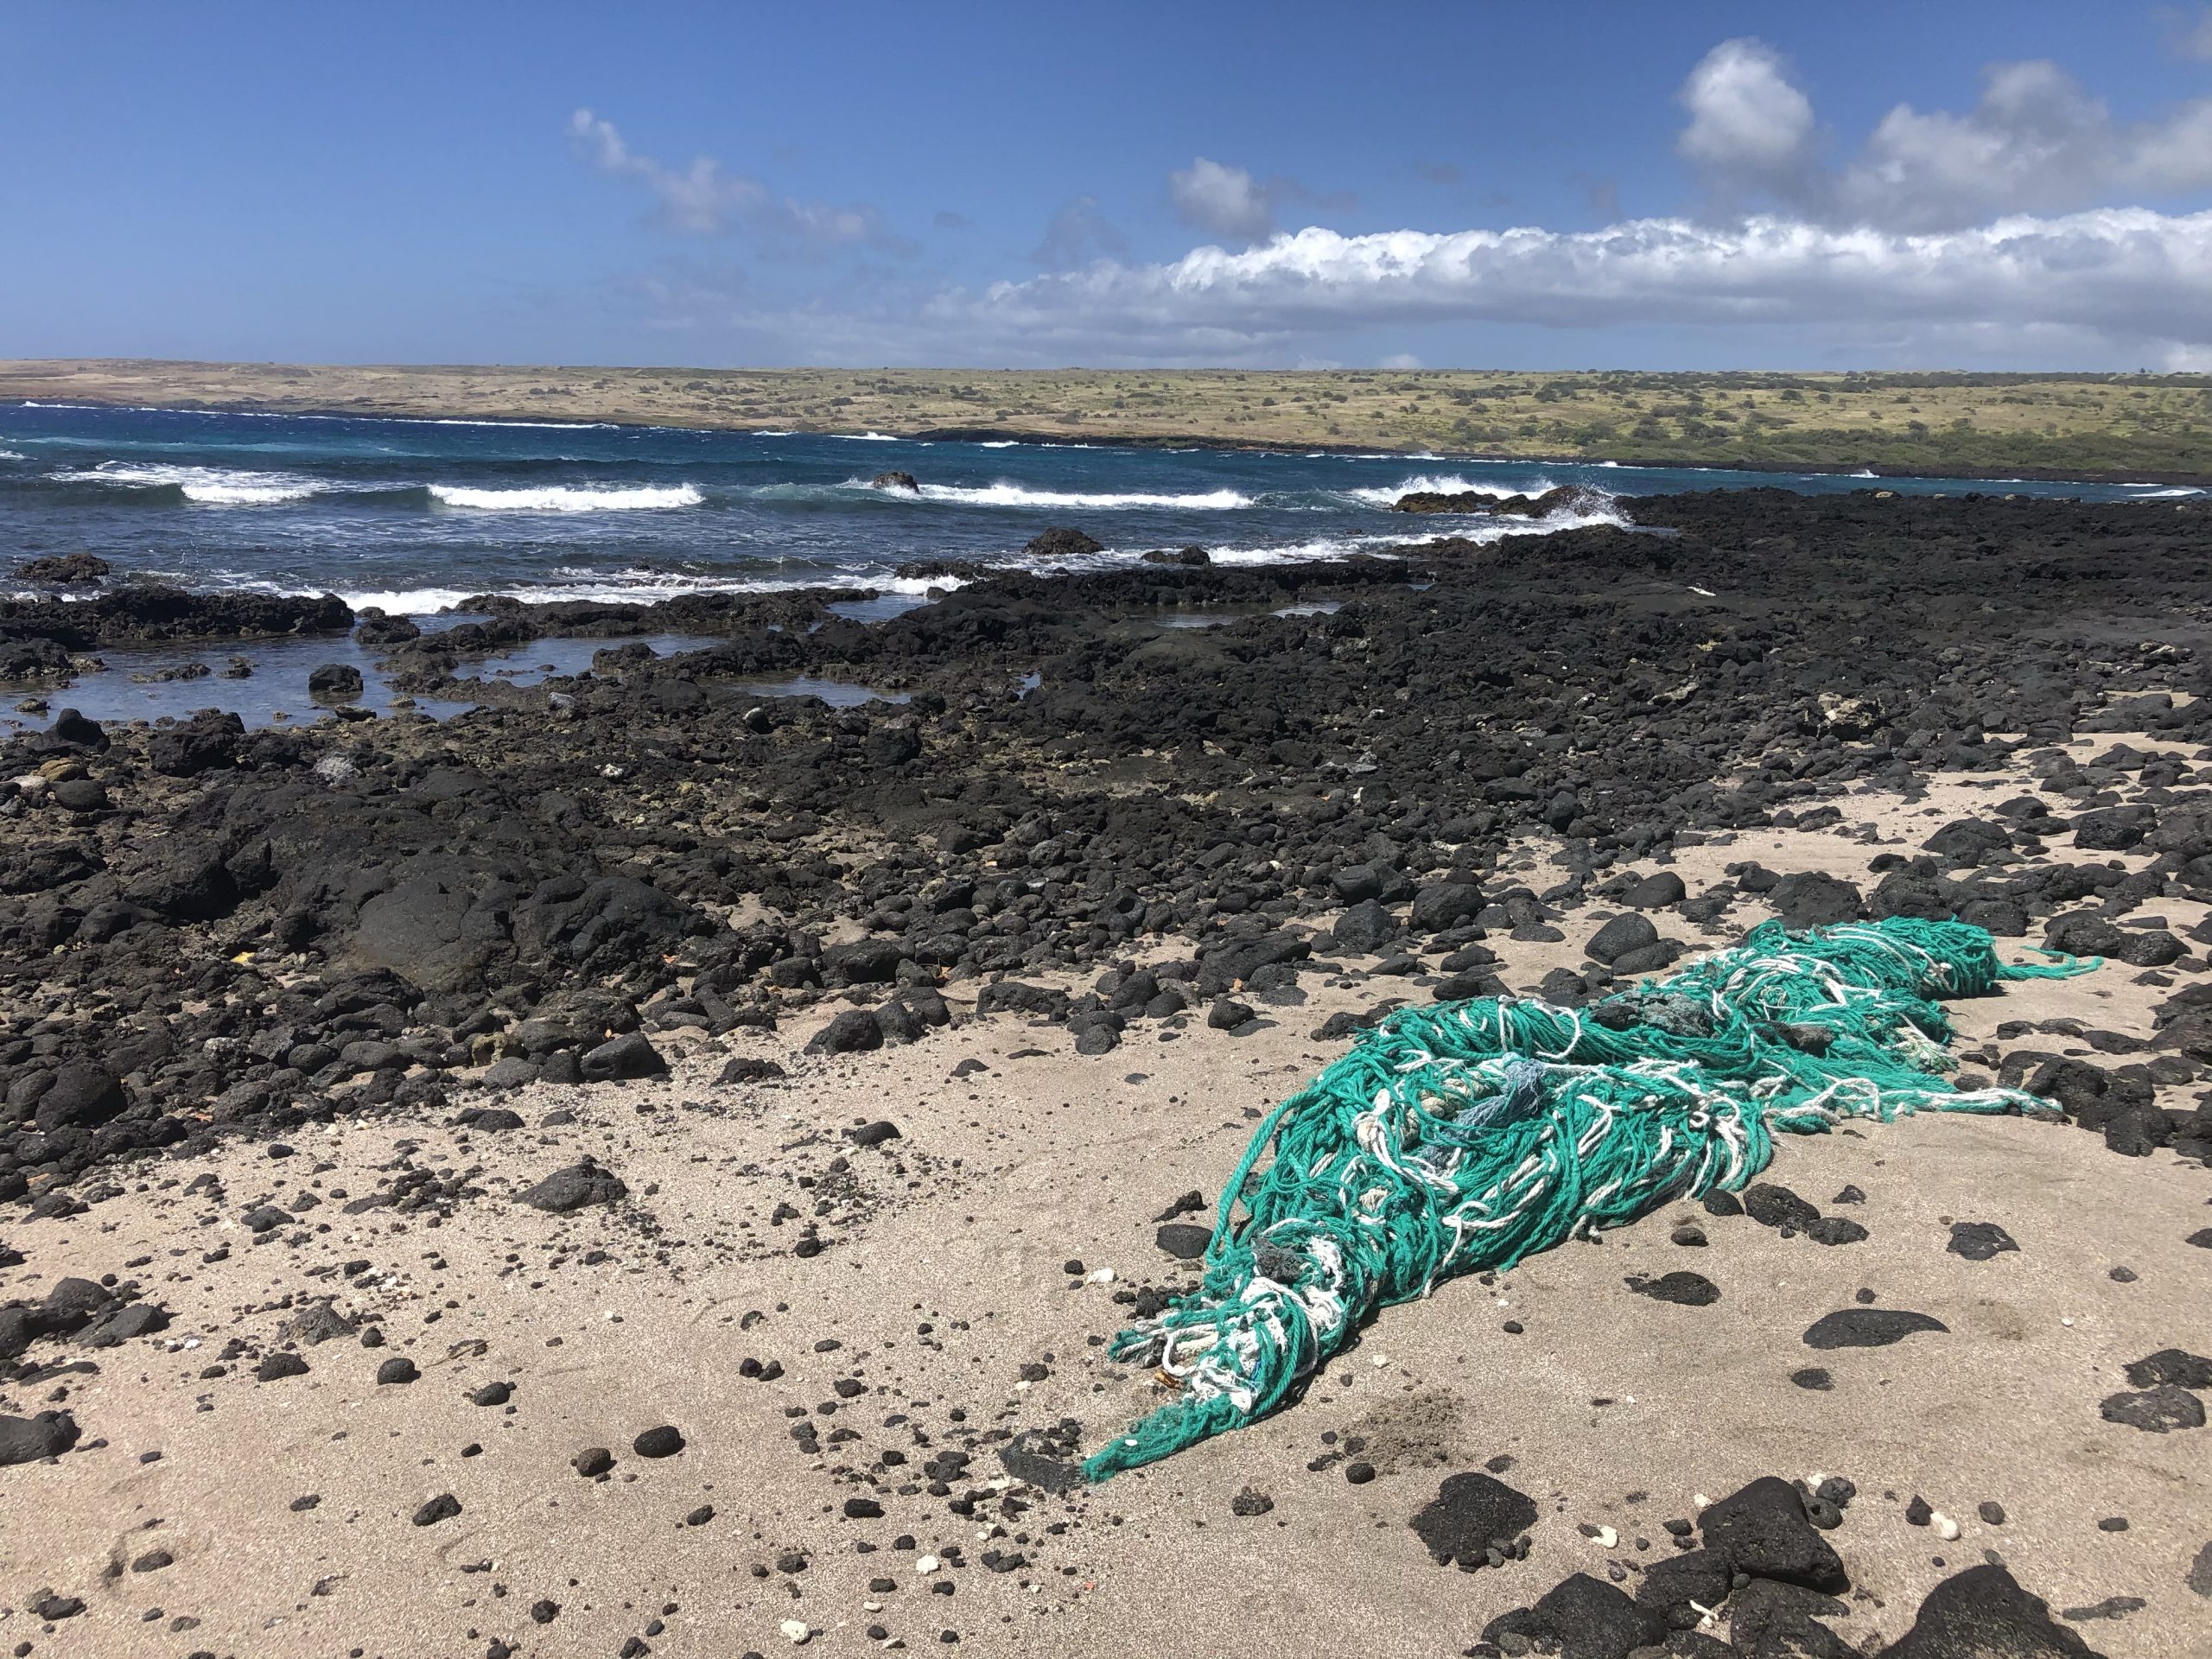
1084;918;2095;1481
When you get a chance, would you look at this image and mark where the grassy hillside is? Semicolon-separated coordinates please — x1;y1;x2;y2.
6;359;2210;479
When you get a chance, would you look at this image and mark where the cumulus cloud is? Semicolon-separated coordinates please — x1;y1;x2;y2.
1166;156;1356;245
1169;156;1278;241
1676;39;1817;196
569;109;901;250
1674;50;2212;231
947;209;2212;365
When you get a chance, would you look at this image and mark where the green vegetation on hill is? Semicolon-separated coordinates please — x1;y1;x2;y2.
3;359;2209;479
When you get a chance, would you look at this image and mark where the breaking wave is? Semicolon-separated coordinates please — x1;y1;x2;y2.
426;483;704;512
1343;472;1558;508
906;480;1254;510
51;462;319;505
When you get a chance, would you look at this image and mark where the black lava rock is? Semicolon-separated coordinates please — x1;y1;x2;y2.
520;1160;628;1213
1948;1221;2020;1261
1697;1476;1847;1592
0;1410;80;1466
1625;1270;1720;1306
1802;1308;1948;1349
1410;1471;1538;1570
1879;1564;2100;1658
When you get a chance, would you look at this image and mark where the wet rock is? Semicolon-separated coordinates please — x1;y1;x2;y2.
1022;526;1103;559
16;553;111;584
308;662;364;701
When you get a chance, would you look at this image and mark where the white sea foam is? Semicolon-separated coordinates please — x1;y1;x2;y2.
336;569;962;613
898;480;1254;510
829;431;904;442
427;483;703;512
0;449;22;461
52;462;318;504
1343;472;1557;508
2128;485;2204;498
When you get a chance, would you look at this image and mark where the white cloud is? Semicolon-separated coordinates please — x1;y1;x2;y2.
1676;39;1816;194
1673;52;2212;232
1169;157;1277;242
948;209;2212;365
1378;353;1423;370
569;109;899;250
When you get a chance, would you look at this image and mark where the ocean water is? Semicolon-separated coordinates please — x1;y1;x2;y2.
2;401;2195;616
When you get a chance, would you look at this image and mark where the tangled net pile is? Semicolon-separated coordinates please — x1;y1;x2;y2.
1085;918;2094;1481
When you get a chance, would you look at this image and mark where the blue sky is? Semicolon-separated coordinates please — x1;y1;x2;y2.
6;1;2212;369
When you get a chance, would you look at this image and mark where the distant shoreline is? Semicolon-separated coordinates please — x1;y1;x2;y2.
6;357;2210;486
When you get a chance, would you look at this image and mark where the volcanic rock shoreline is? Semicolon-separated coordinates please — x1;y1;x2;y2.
5;488;2212;1201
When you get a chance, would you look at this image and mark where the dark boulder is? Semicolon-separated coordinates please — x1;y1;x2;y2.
1878;1564;2100;1658
0;1410;80;1466
579;1031;666;1082
808;1009;886;1055
1483;1573;1668;1659
147;709;245;777
32;1064;126;1134
1410;1471;1538;1569
307;662;364;700
1022;527;1104;560
1766;871;1862;929
1698;1476;1848;1592
1586;912;1658;964
519;1160;628;1213
15;553;111;584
